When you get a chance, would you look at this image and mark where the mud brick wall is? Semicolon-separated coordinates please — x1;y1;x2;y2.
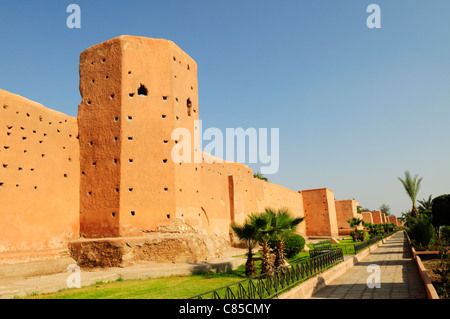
301;188;339;237
0;89;79;265
335;199;361;235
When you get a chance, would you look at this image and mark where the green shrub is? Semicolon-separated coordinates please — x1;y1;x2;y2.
283;233;306;258
440;225;450;244
432;195;450;228
408;217;435;248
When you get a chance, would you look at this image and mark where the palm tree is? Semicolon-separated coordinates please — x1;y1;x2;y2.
348;217;363;242
253;172;268;182
231;221;258;277
418;194;433;213
265;208;304;269
248;212;274;275
398;170;423;218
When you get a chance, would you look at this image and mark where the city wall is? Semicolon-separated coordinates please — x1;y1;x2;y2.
0;90;80;264
1;36;367;267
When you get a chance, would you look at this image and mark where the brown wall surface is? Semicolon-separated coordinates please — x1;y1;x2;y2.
335;199;360;234
301;188;338;237
361;212;373;224
0;89;79;264
371;211;382;224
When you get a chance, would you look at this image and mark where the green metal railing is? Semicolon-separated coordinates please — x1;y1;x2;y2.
189;247;344;299
334;231;398;255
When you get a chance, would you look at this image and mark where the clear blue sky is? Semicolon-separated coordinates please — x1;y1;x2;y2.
1;1;449;217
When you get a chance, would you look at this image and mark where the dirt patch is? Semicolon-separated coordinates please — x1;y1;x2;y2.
421;259;441;283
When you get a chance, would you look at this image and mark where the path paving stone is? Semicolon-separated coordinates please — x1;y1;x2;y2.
310;232;428;299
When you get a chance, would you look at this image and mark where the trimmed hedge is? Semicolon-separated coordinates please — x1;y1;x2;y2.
283;233;306;258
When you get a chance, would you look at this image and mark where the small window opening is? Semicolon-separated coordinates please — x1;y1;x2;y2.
137;84;148;96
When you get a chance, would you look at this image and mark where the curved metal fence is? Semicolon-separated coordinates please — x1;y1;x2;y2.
189;247;344;300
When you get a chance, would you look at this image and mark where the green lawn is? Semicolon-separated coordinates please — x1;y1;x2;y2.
25;274;243;299
23;238;358;299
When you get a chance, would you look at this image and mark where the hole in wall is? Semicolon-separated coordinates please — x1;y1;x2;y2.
137;84;148;96
166;214;170;219
187;98;192;117
131;211;135;216
164;187;168;191
129;93;134;97
162;96;168;100
112;212;116;217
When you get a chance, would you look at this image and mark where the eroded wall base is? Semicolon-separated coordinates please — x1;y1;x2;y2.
69;219;226;268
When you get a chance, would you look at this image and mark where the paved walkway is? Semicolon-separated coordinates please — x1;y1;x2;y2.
310;232;427;299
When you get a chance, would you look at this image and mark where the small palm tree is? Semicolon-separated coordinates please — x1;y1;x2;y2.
248;212;274;275
266;208;304;269
231;221;258;277
418;194;433;213
348;217;363;242
398;170;423;218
